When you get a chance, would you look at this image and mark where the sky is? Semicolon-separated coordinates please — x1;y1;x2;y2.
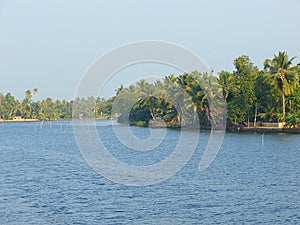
0;0;299;100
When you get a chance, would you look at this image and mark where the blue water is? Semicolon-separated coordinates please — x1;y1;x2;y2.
0;121;299;224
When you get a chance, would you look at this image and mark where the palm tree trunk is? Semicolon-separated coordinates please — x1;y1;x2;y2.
247;111;250;128
254;102;258;127
282;91;285;123
193;105;197;126
149;108;156;121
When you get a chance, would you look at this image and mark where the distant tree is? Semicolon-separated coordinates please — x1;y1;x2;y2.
0;93;5;119
25;89;32;100
115;85;128;95
5;93;21;119
32;88;38;95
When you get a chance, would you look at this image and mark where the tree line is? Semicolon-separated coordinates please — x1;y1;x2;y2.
1;51;300;127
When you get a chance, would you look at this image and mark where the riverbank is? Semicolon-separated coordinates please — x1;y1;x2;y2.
228;126;300;134
0;119;39;123
131;121;300;134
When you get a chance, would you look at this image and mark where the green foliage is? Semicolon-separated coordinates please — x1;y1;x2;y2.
286;112;300;127
128;96;178;125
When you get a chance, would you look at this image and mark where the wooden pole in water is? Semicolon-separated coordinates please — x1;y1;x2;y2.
262;133;264;148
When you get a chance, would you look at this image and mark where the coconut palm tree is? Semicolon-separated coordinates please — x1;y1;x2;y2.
163;74;189;124
32;88;39;100
135;79;154;96
25;89;32;100
22;98;33;118
138;96;160;121
115;85;128;95
217;71;236;100
32;88;38;95
264;51;299;123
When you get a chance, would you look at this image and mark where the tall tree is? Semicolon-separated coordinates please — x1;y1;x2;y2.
232;55;258;126
264;51;299;123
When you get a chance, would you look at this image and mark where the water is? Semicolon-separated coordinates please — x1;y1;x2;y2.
0;121;299;224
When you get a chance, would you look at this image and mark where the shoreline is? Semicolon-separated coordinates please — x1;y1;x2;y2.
1;119;300;134
132;123;300;134
0;119;39;123
228;126;300;134
0;118;111;123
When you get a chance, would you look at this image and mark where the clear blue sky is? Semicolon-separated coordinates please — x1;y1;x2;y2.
0;0;299;100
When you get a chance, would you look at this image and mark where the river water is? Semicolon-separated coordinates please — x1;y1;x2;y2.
0;121;299;224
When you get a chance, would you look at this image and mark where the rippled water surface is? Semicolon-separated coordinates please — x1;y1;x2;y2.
0;121;299;224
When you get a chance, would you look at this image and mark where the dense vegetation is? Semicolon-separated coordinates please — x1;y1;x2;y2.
1;52;300;127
